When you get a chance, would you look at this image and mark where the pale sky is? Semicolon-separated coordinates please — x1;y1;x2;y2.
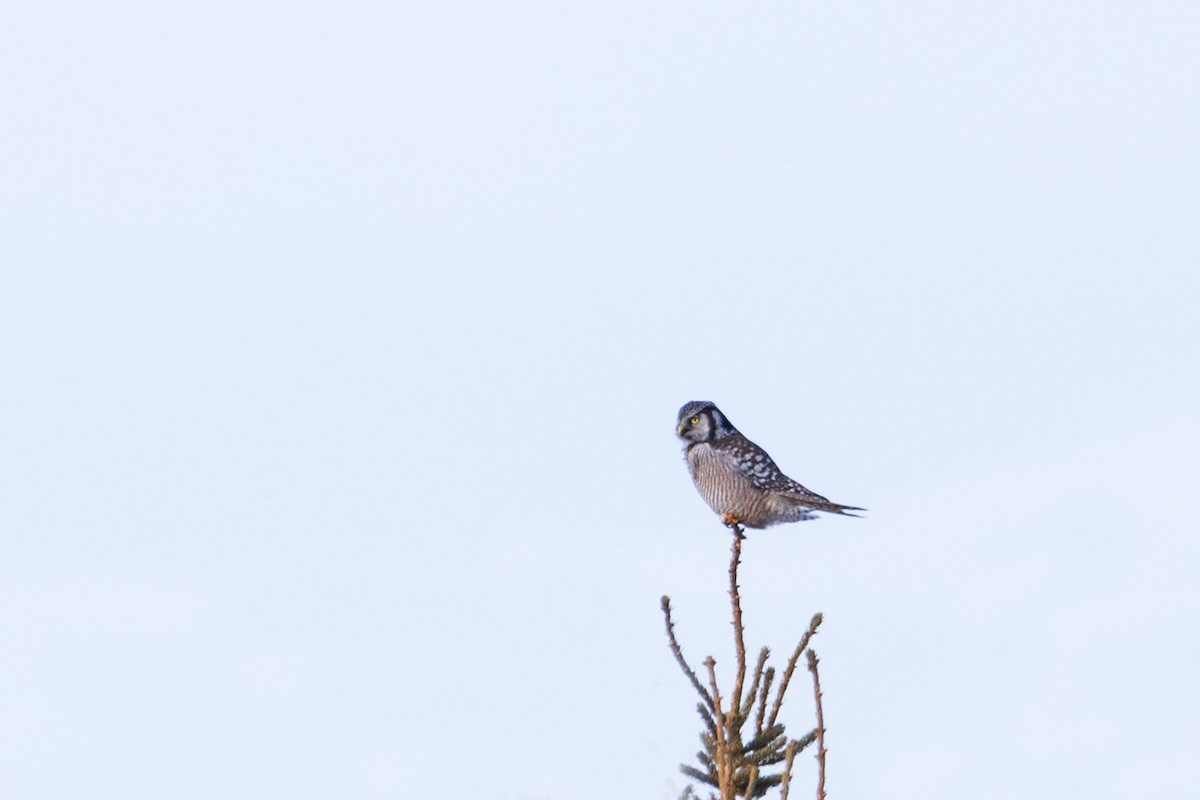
2;2;1198;799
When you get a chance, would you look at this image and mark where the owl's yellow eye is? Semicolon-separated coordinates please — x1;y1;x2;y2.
690;417;700;425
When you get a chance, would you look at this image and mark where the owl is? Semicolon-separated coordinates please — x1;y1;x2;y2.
676;400;864;529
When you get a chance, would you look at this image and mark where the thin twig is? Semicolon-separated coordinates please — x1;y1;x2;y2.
807;649;827;800
742;647;770;719
704;657;732;800
729;528;748;717
697;702;718;739
742;764;759;800
779;740;799;800
663;596;715;710
768;613;823;729
755;665;774;739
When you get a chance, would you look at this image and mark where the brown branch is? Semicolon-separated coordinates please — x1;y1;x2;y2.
704;657;732;800
662;595;714;710
741;647;770;720
742;764;759;800
768;613;823;729
779;740;799;800
754;665;775;739
697;702;718;740
806;649;827;800
667;521;831;800
728;527;748;718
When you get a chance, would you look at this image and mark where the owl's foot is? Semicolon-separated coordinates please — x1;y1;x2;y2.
720;513;746;539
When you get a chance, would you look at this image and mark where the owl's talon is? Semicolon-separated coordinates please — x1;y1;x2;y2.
721;514;746;539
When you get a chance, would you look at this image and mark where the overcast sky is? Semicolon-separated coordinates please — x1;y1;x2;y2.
2;2;1198;799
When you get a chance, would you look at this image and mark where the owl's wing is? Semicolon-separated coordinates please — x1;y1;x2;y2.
718;435;865;517
771;475;836;505
717;437;799;490
721;436;836;503
759;463;865;516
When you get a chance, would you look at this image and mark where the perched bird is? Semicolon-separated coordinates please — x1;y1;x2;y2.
676;400;864;529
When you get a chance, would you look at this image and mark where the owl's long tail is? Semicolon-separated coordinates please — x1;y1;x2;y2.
791;490;866;518
819;502;865;518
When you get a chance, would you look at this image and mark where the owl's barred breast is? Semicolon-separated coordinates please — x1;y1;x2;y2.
686;443;777;529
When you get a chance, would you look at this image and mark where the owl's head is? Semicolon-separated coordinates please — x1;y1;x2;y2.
677;401;738;444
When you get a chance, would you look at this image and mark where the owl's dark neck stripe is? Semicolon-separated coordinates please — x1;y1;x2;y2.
710;407;737;439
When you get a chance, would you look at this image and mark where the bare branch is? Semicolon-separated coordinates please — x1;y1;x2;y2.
729;528;748;717
768;613;823;729
807;649;827;800
741;647;770;731
704;657;732;800
755;665;775;739
779;740;799;800
697;702;718;739
663;595;715;710
742;764;759;800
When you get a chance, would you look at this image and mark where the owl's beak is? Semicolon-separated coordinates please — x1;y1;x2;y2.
677;423;685;436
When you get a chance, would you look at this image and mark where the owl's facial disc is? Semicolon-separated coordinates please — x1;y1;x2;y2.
677;411;711;443
677;401;729;444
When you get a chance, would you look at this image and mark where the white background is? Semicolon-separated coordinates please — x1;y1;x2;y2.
2;2;1198;798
